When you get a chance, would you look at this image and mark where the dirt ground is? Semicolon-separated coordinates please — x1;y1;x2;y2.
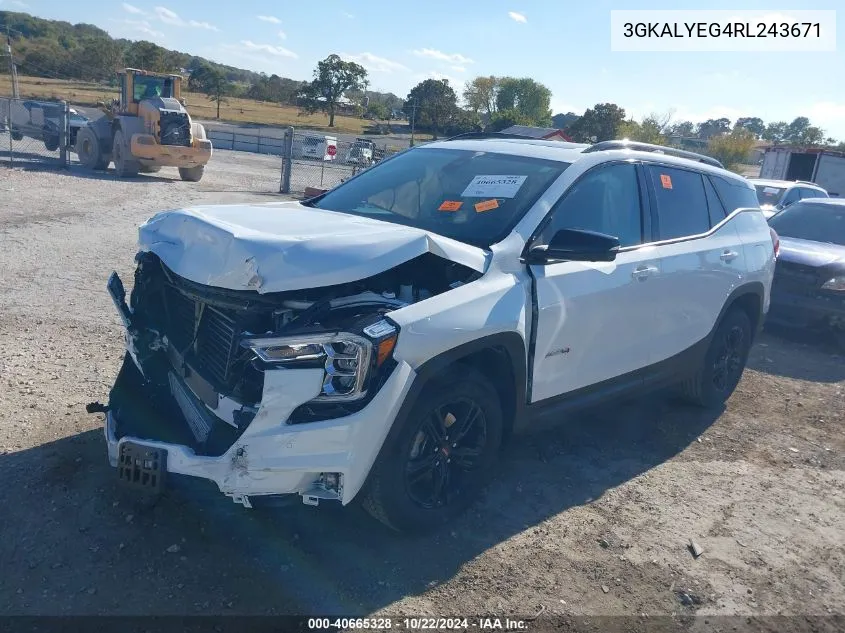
0;151;843;628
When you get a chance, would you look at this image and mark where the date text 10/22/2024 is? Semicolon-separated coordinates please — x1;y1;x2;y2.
307;617;530;630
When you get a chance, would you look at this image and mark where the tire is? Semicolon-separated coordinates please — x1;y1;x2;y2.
361;366;504;533
75;126;108;170
112;129;139;178
178;165;204;182
139;165;161;174
11;130;23;141
44;135;60;152
679;308;753;408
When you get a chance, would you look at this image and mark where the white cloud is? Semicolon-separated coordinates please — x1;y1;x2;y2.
450;66;467;73
122;2;145;14
239;40;298;58
257;15;282;24
109;18;165;41
550;98;582;115
508;11;527;23
413;48;474;65
415;71;459;86
343;12;355;19
278;30;287;40
341;52;408;73
153;6;219;30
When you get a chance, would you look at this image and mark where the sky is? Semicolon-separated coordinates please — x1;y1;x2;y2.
4;0;845;138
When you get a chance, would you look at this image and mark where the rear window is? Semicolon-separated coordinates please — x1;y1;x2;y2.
647;165;710;240
311;147;569;247
753;184;785;206
768;202;845;246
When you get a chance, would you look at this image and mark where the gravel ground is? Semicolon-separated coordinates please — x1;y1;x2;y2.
0;150;844;627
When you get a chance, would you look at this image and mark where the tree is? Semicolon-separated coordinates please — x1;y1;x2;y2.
617;114;666;144
406;78;458;139
667;121;695;137
785;117;811;144
697;118;732;139
463;76;500;115
552;112;579;130
495;77;552;126
487;108;531;132
446;109;483;136
190;65;232;119
366;102;388;121
124;41;167;73
763;121;788;143
299;54;367;127
799;126;825;146
567;103;626;142
707;129;756;172
734;117;765;139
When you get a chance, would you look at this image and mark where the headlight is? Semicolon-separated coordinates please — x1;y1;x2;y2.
242;321;397;402
821;276;845;292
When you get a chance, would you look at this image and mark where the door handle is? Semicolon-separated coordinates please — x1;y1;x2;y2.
720;250;739;262
632;265;658;280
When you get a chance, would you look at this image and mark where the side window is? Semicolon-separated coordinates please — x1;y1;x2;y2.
647;165;710;240
800;188;825;200
782;188;801;207
709;175;759;213
538;162;643;247
703;176;727;227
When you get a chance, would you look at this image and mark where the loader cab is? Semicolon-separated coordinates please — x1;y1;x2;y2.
118;69;182;115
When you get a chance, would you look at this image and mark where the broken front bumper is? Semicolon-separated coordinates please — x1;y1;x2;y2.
104;349;415;507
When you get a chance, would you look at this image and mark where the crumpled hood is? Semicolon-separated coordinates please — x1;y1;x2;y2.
138;201;489;293
779;236;845;269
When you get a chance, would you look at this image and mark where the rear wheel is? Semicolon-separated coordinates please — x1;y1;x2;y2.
178;165;204;182
75;126;108;170
11;130;23;141
43;134;60;152
679;308;752;408
112;129;139;178
362;367;503;533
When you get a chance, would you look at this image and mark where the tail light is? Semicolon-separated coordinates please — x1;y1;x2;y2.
769;227;780;258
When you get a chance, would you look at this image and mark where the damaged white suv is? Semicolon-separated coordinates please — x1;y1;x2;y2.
95;137;775;532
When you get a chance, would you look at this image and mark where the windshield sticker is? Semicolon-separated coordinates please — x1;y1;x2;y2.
660;174;672;189
438;200;463;212
462;175;527;199
474;199;500;213
763;187;780;194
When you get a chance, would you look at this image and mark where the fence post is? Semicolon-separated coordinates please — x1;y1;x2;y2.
279;126;294;193
8;99;13;168
59;100;69;168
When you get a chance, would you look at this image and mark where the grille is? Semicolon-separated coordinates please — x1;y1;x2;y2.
773;261;821;295
162;285;239;386
160;112;191;147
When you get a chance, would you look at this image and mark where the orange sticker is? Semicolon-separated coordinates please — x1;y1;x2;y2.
438;200;463;211
660;174;672;189
474;199;500;212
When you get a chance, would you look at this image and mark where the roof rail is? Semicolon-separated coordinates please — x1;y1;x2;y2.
443;131;538;142
582;140;724;169
794;180;817;186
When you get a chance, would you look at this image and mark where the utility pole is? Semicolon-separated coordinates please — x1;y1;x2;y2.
409;97;418;147
5;25;20;98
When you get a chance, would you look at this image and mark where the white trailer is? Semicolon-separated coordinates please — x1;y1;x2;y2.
760;148;845;197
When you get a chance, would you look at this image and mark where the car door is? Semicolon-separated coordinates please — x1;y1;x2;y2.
528;161;661;402
644;164;745;364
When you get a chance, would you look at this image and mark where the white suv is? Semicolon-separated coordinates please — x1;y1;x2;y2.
94;138;775;532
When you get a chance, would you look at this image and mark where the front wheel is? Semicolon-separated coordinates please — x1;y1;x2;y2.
44;134;60;152
679;308;753;408
112;129;139;178
178;165;204;182
362;367;503;533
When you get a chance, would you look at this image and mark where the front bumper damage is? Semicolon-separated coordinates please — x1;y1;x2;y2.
99;271;416;508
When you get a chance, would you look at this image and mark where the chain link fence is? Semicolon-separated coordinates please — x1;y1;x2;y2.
0;97;72;168
278;128;403;195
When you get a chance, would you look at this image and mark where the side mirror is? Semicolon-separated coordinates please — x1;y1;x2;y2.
528;228;620;264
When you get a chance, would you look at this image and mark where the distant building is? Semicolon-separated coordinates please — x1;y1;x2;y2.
500;125;573;142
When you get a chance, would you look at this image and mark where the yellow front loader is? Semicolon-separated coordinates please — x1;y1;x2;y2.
74;69;212;181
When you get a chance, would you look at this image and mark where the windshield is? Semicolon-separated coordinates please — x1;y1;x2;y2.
755;185;786;206
134;76;173;102
768;202;845;246
310;147;569;247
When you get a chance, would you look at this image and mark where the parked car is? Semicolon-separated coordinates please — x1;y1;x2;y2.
93;138;775;532
749;178;829;218
766;198;845;349
6;100;89;151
